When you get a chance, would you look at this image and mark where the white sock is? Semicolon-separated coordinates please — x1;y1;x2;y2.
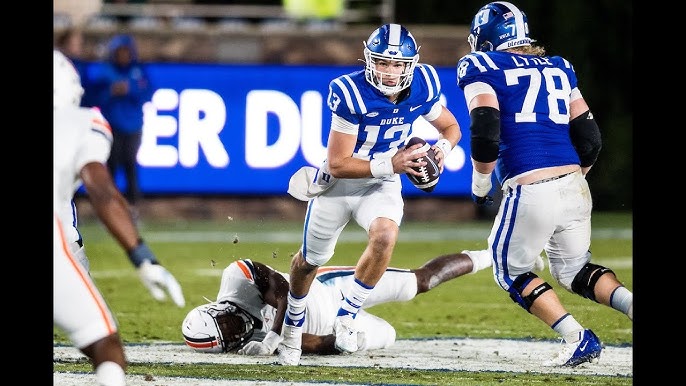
609;286;633;318
337;278;373;318
285;291;307;327
95;361;126;386
552;313;585;344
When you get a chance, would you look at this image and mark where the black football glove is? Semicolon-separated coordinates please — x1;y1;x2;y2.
471;193;494;207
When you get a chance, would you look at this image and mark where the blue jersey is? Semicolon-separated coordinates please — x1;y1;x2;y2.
326;63;442;161
456;51;581;185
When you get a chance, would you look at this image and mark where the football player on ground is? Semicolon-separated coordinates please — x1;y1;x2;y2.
182;250;507;355
280;23;463;366
456;1;633;367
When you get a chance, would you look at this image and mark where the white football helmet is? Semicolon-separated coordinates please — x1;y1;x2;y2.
53;49;84;110
181;302;255;353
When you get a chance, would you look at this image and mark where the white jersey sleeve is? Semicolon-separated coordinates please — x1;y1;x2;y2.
53;107;113;243
216;259;279;333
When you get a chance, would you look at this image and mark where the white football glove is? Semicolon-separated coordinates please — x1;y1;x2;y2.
137;260;186;307
237;331;282;356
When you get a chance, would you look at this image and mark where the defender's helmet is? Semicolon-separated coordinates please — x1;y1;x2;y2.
363;23;420;95
467;2;534;52
53;49;84;110
181;302;255;353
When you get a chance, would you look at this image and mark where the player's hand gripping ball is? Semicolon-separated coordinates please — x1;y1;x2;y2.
405;137;440;193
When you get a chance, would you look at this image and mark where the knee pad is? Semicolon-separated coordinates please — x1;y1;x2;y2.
549;250;592;291
508;272;553;312
571;262;614;302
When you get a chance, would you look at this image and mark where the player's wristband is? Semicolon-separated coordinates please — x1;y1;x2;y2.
128;239;159;268
471;169;493;197
370;158;394;178
435;138;452;159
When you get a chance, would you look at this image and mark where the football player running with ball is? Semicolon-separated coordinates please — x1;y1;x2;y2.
456;2;633;366
281;23;462;365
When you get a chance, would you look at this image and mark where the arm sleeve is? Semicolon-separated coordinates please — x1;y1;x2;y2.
569;110;601;167
421;100;443;122
463;81;496;106
330;113;359;135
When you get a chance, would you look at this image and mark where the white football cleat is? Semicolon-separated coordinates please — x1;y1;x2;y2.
277;325;302;366
334;316;358;353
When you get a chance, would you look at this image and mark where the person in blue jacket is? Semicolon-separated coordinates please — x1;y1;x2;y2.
93;34;153;208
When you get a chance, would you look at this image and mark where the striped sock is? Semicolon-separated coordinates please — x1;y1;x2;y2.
285;291;307;327
337;277;373;319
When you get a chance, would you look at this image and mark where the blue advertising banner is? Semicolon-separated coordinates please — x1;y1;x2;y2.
88;63;473;197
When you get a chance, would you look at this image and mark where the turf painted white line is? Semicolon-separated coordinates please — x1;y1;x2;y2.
53;374;338;386
54;337;632;385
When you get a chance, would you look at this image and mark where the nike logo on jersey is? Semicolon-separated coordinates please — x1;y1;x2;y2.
410;105;422;112
366;111;379;117
579;341;589;352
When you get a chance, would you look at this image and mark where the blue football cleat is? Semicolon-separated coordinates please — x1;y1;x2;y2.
543;329;602;367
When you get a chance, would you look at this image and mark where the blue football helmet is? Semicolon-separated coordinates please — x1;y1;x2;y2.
363;23;420;95
467;1;534;52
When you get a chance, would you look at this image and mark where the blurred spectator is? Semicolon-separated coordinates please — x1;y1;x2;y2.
91;34;153;209
283;0;344;30
56;28;97;107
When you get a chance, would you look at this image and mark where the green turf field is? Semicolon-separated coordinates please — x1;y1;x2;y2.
54;211;633;385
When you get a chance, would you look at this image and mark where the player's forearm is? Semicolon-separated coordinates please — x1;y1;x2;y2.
89;188;140;251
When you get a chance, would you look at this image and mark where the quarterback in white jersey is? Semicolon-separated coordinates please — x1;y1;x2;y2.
280;23;463;366
53;49;127;386
182;250;494;355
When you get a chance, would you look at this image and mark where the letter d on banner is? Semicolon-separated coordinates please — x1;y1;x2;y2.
245;90;301;168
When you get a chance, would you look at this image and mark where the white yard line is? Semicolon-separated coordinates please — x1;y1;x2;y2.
54;337;632;385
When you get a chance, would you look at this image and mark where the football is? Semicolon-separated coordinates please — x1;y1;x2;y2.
404;137;440;193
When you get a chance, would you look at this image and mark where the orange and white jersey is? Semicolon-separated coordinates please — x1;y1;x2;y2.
216;259;418;349
53;106;112;244
53;213;119;348
216;259;274;325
